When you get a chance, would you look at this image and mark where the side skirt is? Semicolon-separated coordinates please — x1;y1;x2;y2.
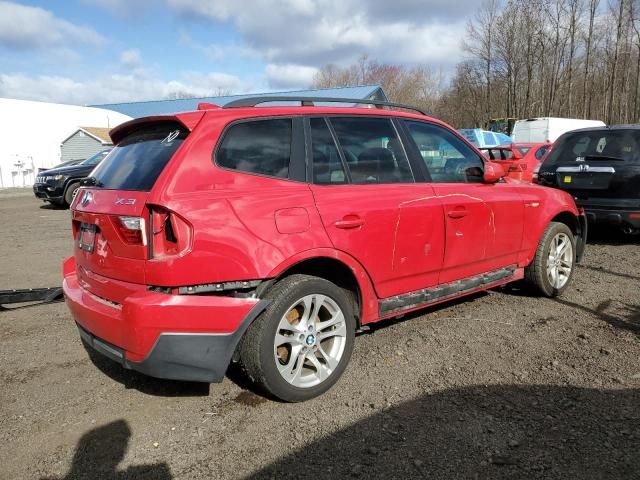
378;266;517;317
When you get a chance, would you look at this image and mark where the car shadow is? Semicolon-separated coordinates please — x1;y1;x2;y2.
246;384;640;479
84;343;210;397
39;202;66;210
576;263;640;282
40;420;172;480
553;297;640;336
586;224;640;246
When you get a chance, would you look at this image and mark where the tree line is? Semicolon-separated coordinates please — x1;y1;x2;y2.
311;0;640;129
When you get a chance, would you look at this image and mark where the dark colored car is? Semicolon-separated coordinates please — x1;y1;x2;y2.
33;149;112;207
63;97;586;402
38;158;85;174
538;126;640;234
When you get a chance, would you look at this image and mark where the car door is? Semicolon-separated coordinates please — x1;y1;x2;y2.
308;116;445;299
402;120;524;284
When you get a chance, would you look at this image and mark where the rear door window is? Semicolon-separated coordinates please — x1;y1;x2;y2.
91;122;187;191
329;117;414;184
217;118;292;179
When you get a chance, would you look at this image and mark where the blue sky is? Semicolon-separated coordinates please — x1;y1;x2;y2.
0;0;480;105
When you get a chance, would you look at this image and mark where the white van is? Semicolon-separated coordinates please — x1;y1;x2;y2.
511;117;605;143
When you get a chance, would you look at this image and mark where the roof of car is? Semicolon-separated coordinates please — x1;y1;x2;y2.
559;124;640;134
109;104;451;145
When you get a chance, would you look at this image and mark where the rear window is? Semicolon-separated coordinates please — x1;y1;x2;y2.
90;123;187;191
544;129;640;166
329;117;414;184
216;118;292;179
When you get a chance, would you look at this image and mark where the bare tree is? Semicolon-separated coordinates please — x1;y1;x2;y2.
463;0;500;120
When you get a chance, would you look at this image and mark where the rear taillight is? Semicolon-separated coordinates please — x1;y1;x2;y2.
149;206;192;258
116;216;147;245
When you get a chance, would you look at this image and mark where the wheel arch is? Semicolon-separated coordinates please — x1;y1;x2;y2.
520;204;585;268
550;210;587;262
551;210;579;236
265;249;380;325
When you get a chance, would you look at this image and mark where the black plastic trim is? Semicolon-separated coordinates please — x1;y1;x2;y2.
576;213;588;263
77;299;271;383
379;266;516;316
222;96;431;116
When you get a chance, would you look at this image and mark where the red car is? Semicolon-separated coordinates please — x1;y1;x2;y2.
63;97;586;402
480;143;552;182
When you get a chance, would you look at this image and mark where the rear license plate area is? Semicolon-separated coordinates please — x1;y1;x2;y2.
79;223;97;253
557;173;610;190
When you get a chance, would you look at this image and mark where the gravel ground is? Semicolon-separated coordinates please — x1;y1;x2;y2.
0;189;638;480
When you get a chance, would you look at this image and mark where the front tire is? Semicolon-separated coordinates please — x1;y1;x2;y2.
63;182;80;208
525;222;576;297
239;274;356;402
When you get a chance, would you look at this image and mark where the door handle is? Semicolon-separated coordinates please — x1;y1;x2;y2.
447;207;468;219
334;215;364;229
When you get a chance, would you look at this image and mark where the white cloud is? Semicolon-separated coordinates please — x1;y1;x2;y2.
0;1;104;49
120;49;142;69
266;64;319;89
168;0;475;68
81;0;156;17
0;70;252;105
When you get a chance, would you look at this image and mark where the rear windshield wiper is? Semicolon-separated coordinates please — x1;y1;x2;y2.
80;176;104;187
583;155;626;161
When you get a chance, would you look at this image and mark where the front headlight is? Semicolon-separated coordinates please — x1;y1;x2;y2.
54;174;66;181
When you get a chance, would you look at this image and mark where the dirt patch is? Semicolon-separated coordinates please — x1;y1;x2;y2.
1;191;638;479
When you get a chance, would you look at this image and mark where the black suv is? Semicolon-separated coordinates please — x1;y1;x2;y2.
538;126;640;234
33;149;111;207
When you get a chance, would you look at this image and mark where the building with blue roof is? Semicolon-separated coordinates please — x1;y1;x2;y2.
91;85;387;118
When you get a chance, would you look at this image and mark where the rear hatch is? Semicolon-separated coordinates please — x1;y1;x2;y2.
71;119;194;295
539;128;640;203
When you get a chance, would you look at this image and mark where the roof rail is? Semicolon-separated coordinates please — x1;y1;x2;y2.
221;96;430;116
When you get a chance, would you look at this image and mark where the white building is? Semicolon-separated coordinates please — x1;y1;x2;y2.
0;98;131;189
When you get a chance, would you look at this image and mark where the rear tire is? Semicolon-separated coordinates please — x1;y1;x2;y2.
525;222;576;297
63;182;80;208
239;274;356;402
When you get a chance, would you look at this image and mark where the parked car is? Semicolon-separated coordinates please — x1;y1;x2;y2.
537;125;640;234
38;158;84;174
479;143;552;182
33;149;111;207
63;97;587;402
511;117;605;143
458;128;512;148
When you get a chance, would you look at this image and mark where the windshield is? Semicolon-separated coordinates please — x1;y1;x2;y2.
81;150;111;166
544;129;640;166
89;123;188;191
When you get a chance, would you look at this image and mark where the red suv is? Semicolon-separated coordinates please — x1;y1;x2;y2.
63;97;586;402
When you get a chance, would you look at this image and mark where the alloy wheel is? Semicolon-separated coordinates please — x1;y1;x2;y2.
273;294;347;388
547;232;573;289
